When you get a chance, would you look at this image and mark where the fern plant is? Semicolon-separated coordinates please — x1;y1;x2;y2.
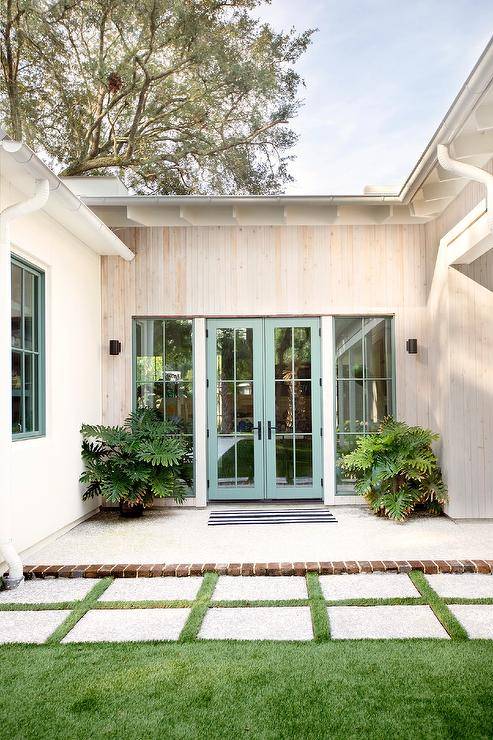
79;408;192;511
340;417;448;522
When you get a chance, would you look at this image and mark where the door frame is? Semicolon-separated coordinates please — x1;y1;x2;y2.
206;316;323;502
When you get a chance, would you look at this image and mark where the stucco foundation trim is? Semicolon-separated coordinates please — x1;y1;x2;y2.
18;559;493;579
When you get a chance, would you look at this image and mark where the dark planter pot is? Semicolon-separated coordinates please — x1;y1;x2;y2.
119;501;144;518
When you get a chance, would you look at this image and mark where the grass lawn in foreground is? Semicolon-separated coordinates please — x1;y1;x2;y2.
1;640;493;739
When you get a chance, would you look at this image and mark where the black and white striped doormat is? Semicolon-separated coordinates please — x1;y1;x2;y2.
208;508;337;526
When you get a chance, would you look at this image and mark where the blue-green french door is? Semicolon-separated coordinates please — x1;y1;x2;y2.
207;318;322;501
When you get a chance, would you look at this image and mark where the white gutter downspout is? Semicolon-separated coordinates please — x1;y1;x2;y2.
0;159;50;589
437;144;493;232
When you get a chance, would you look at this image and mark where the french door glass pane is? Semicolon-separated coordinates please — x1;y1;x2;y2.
293;327;311;378
236;382;253;432
236;328;253;380
276;436;294;485
217;382;234;433
216;327;255;487
218;436;236;486
217;329;234;380
294;380;312;432
236;438;254;485
275;327;292;379
295;435;313;486
275;381;292;432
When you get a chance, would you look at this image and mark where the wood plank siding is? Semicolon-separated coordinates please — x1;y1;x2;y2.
101;193;493;515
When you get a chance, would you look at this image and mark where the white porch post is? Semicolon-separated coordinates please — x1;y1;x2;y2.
321;316;335;505
193;318;207;507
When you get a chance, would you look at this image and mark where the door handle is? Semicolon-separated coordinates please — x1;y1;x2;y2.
252;421;262;440
268;420;276;440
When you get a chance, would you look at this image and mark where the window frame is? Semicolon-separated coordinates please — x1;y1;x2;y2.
333;315;396;496
11;255;46;441
132;317;195;496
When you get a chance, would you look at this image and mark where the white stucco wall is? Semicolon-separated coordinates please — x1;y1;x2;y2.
2;175;102;554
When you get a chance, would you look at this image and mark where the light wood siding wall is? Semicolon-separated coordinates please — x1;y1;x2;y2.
425;168;493;517
102;223;433;433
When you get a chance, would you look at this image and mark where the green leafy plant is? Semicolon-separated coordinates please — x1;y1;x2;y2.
79;408;192;509
340;417;448;522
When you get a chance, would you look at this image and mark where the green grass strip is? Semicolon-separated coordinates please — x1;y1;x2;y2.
325;596;426;607
409;571;468;641
46;578;114;645
94;599;194;610
0;601;79;612
306;572;330;641
178;572;218;643
211;598;310;608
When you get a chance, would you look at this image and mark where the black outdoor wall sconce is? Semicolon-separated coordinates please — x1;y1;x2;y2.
406;338;418;354
109;340;122;356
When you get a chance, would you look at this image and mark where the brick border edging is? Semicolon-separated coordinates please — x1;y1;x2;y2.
20;559;493;578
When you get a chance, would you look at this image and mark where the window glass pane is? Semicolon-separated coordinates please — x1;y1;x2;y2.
293;327;311;378
165;320;192;382
295;435;313;486
217;328;234;380
336;380;364;433
24;354;34;432
235;328;253;380
366;379;391;431
276;435;294;486
335;318;363;379
11;264;22;349
135;320;163;382
23;271;35;351
165;382;193;433
12;351;22;434
365;317;392;378
217;382;234;434
275;327;292;379
336;434;359;495
136;382;164;415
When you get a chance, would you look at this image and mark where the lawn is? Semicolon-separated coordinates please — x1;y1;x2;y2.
1;572;493;739
1;640;493;739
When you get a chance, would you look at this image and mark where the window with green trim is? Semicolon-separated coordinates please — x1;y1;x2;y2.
335;316;394;495
134;318;194;490
11;257;45;438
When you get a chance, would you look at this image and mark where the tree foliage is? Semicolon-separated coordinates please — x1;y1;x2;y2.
341;417;448;522
79;407;192;507
0;0;313;194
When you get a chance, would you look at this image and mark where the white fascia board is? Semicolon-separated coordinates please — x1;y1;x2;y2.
0;133;134;261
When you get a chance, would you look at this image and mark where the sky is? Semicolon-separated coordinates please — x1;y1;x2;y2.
254;0;493;194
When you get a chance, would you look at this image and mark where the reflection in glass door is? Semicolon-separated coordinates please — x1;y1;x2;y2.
207;318;322;501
